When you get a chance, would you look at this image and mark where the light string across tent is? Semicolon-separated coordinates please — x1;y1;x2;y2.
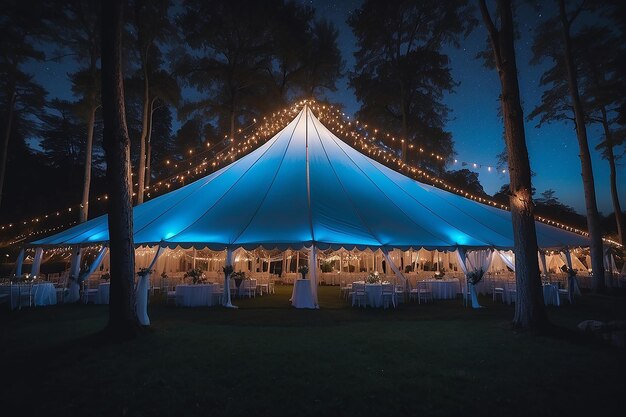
1;99;622;248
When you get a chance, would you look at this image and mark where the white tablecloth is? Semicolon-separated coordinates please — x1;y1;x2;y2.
290;279;316;309
32;283;57;306
0;283;57;309
96;283;110;304
365;284;383;307
176;284;220;307
423;279;460;299
542;284;560;306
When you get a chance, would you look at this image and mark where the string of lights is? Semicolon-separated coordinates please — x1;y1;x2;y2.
1;99;621;248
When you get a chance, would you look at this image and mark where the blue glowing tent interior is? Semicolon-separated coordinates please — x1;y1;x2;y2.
30;106;590;251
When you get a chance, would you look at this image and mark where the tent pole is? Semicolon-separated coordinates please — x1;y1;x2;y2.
31;247;44;278
309;243;319;307
15;247;25;277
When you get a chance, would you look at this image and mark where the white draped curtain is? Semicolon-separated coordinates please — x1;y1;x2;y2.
497;250;515;271
456;248;493;308
136;246;164;325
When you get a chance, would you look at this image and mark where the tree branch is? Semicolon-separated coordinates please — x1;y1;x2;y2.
478;0;503;71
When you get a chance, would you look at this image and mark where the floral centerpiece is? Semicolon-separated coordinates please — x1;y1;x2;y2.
137;268;153;277
560;264;577;278
466;268;484;285
101;272;111;282
160;271;168;280
365;271;380;284
434;268;446;279
231;271;246;288
298;265;309;279
184;268;206;284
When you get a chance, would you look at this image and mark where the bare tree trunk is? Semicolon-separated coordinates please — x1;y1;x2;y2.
136;68;149;205
400;85;408;162
102;0;140;338
0;90;16;212
145;99;155;190
79;102;97;222
230;108;235;144
559;0;605;291
599;110;624;245
479;0;548;330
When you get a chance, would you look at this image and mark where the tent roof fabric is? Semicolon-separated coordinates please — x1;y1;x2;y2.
31;107;590;251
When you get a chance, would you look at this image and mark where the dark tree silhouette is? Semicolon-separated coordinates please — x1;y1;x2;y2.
530;0;606;289
101;0;140;337
478;0;548;330
44;0;101;223
348;0;475;166
0;0;47;212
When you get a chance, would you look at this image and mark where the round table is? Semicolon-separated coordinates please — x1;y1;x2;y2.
542;284;560;306
365;284;383;307
424;279;460;299
176;284;220;307
290;279;317;309
32;283;57;306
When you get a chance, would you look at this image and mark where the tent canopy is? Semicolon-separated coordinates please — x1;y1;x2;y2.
31;107;590;251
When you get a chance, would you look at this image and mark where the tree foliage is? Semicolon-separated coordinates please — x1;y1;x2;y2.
348;0;475;167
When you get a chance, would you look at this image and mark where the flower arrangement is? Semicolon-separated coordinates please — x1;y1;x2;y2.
365;271;380;284
223;265;234;276
298;264;309;279
560;265;577;277
434;268;446;279
160;271;168;280
466;268;484;285
137;268;153;277
101;272;111;281
184;268;206;284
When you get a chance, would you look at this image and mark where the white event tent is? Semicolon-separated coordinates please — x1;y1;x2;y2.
21;106;591;317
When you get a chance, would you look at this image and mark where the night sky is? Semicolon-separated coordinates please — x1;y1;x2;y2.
25;0;625;215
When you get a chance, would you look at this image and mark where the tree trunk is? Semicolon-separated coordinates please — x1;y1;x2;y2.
599;110;624;246
136;66;149;205
559;0;605;290
479;0;548;330
230;108;236;144
145;99;155;190
400;85;408;163
79;102;97;223
101;0;140;338
0;89;16;212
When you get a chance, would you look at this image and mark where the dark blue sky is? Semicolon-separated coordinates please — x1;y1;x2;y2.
26;0;625;215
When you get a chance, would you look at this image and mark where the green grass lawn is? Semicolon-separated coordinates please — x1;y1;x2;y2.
1;285;625;417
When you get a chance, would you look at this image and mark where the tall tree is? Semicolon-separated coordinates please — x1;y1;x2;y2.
177;0;277;144
0;0;47;212
45;0;101;223
101;0;139;337
558;0;605;290
348;0;474;166
576;26;626;246
478;0;549;330
530;0;605;289
130;0;175;205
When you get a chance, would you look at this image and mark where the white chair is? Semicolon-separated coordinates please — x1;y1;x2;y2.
340;281;352;299
416;281;433;304
381;283;396;309
241;279;256;298
505;281;517;304
82;279;99;304
351;282;367;307
492;280;505;303
17;283;33;309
